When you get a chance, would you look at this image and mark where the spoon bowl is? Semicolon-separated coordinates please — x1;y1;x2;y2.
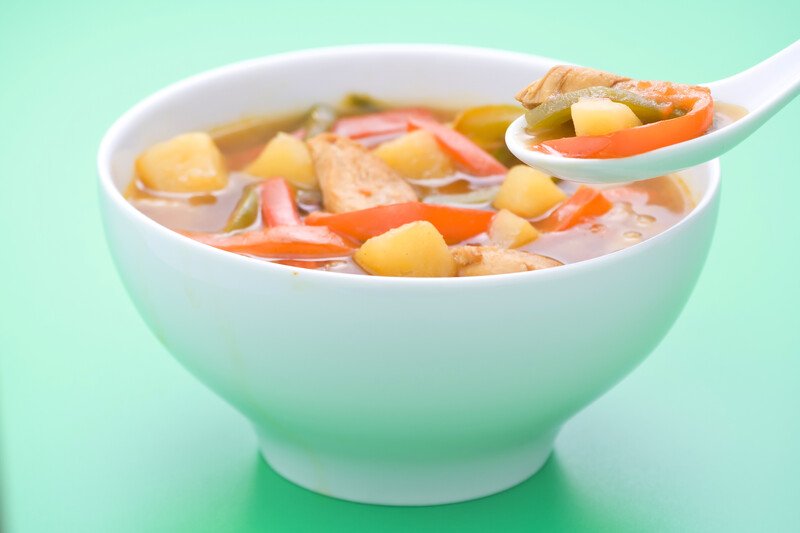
506;39;800;183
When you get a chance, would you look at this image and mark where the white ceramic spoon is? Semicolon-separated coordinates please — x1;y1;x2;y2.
505;40;800;183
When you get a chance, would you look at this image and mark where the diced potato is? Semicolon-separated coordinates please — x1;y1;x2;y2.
354;221;456;277
136;132;228;193
489;209;539;248
571;97;642;136
245;132;317;190
373;130;454;180
493;165;566;218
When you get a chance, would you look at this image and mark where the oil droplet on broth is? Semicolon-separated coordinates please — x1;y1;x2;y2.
623;231;642;240
636;214;656;226
589;223;605;234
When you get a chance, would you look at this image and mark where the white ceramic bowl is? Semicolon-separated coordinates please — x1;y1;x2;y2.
98;45;720;506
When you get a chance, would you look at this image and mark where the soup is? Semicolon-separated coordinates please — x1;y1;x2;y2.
126;94;694;277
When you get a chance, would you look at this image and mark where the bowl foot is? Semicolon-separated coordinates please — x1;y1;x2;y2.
257;429;558;506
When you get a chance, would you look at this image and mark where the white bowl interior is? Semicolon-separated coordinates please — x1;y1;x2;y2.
106;46;554;191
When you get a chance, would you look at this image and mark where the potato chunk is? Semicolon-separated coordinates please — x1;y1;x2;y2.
245;132;317;190
493;165;566;218
354;221;456;277
571;97;642;136
308;134;417;213
136;132;228;193
373;130;454;180
489;209;539;248
452;245;562;277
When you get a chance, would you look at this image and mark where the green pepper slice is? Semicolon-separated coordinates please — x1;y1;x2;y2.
338;93;386;114
453;104;522;148
223;183;261;232
525;86;673;132
453;104;524;168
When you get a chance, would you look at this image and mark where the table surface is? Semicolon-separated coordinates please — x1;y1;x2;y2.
2;1;799;531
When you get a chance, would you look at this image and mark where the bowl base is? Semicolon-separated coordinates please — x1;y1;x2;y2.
258;428;558;506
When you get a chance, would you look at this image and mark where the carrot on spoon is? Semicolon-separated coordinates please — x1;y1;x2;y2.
538;83;713;159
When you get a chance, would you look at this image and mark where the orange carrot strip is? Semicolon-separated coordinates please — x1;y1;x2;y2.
537;186;612;232
186;225;353;259
407;117;507;176
306;201;493;244
260;178;302;227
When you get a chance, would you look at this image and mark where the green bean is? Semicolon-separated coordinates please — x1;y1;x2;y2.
223;183;261;232
338;93;385;114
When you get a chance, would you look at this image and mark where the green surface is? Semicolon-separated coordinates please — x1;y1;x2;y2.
1;1;798;531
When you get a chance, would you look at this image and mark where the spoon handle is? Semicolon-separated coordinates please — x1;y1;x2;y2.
699;40;800;158
707;39;800;110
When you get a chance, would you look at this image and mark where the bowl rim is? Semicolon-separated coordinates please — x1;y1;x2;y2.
97;43;721;288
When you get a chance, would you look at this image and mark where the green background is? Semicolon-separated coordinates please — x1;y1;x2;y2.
2;1;798;531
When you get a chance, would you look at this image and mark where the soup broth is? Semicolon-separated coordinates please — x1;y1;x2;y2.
126;97;695;277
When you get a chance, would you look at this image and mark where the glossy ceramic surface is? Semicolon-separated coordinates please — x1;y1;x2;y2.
97;45;720;505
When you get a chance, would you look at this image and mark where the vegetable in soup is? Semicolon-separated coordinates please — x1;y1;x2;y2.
126;94;695;277
517;65;746;158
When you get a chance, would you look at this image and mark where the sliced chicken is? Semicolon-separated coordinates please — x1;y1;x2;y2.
452;245;562;277
516;66;630;109
307;134;417;213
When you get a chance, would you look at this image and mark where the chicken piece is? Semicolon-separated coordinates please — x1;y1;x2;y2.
452;245;562;277
516;66;630;109
307;134;417;213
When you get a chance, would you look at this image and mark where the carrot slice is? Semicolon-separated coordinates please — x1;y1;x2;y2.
185;225;353;259
305;202;493;244
407;117;507;176
332;108;437;139
260;178;302;227
537;186;612;232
